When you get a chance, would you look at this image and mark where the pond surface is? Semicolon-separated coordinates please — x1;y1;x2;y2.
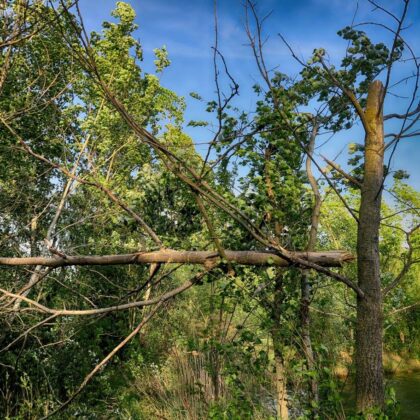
388;371;420;419
342;371;420;419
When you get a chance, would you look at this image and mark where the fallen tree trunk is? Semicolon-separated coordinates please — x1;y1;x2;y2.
0;249;354;268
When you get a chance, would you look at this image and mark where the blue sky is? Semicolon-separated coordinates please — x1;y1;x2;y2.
79;0;419;190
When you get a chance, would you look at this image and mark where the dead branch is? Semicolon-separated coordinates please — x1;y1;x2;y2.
41;299;165;419
321;155;362;188
0;267;209;316
0;249;354;269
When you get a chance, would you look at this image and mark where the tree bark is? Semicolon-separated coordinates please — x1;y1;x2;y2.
301;121;320;406
300;274;318;402
271;274;289;420
274;354;289;420
355;80;385;413
263;146;290;419
0;249;353;268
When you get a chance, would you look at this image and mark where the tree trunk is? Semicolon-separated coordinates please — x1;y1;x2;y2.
274;354;289;420
300;273;318;403
301;121;320;406
271;274;289;420
355;80;385;413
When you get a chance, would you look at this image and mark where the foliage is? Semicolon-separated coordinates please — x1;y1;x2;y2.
0;1;418;419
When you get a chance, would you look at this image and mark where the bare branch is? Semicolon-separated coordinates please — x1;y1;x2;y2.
0;115;163;247
0;314;58;353
384;101;420;120
0;249;354;269
321;155;362;188
388;302;419;316
383;223;420;296
41;298;165;419
379;0;410;112
1;268;211;316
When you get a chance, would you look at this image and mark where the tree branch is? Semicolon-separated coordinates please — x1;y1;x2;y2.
0;249;354;269
321;155;362;188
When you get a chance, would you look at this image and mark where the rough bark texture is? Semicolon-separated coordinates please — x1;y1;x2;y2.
355;80;385;412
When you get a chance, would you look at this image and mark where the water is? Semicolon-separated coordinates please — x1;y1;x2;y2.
388;371;420;419
342;371;420;419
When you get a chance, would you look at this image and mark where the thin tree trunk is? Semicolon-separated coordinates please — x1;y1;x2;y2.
301;122;320;406
264;147;289;419
275;354;289;420
300;275;317;402
355;80;385;413
271;274;289;420
13;133;90;310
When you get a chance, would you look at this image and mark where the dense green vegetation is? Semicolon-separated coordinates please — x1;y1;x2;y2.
0;1;418;418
